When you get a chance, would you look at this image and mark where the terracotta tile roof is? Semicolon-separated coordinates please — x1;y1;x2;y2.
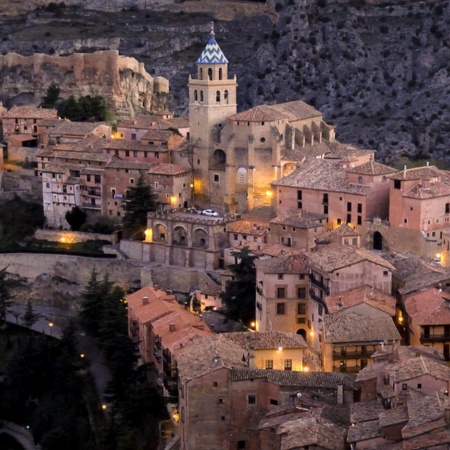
80;167;104;176
230;368;359;390
347;419;381;443
71;135;105;153
401;392;447;439
322;142;372;159
272;157;371;195
258;412;303;430
162;116;189;129
326;287;396;316
103;139;165;151
270;212;327;228
405;287;450;325
50;121;107;135
141;129;174;141
8;134;37;142
279;416;346;450
231;241;297;258
403;180;450;199
308;243;395;272
148;163;190;175
328;223;360;237
53;150;110;163
50;143;75;151
387;355;450;383
105;160;153;170
229;104;292;122
227;219;270;235
119;115;158;129
224;331;307;350
388;165;446;181
350;400;385;423
323;314;401;345
176;334;248;381
255;253;310;274
346;161;397;176
379;405;408;428
270;100;324;120
402;429;450;449
3;105;57;119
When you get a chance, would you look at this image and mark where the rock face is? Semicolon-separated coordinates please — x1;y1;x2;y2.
0;1;449;163
0;50;169;118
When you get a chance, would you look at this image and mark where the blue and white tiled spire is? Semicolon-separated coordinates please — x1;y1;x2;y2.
197;22;229;64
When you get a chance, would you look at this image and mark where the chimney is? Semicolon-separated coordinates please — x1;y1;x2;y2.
142;296;149;305
403;165;407;179
169;323;176;332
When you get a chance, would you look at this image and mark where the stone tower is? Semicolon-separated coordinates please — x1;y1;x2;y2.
188;23;238;206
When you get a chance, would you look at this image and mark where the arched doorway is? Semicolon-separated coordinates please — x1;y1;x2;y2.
373;231;382;250
297;329;307;341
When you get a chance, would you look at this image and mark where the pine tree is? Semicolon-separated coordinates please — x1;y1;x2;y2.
41;82;60;108
220;246;258;325
21;300;42;328
79;268;104;337
122;172;158;238
0;267;13;327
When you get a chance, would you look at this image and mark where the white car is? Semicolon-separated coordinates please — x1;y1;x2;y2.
202;209;219;217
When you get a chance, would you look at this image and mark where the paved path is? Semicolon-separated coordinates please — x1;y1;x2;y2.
0;421;39;450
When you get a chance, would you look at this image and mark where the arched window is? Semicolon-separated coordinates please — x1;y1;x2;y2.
216;90;221;102
208;68;213;80
199;68;203;80
200;91;204;102
224;90;229;104
219;67;223;80
194;90;198;101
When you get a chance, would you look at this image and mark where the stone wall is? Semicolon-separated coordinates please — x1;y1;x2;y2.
35;229;114;244
0;50;169;119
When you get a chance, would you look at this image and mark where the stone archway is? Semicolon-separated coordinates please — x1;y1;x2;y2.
153;223;167;242
173;226;188;246
297;329;307;341
373;231;383;250
193;228;208;248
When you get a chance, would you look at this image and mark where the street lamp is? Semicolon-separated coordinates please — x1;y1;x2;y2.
48;322;54;337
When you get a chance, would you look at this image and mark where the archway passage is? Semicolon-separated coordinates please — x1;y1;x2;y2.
297;329;307;341
373;231;382;250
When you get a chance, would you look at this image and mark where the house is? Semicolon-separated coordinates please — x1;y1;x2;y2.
126;285;213;396
176;333;358;450
403;287;450;360
45;121;111;146
307;244;394;308
102;138;171;164
325;286;396;319
322;314;401;373
2;105;57;140
268;212;327;250
223;331;308;372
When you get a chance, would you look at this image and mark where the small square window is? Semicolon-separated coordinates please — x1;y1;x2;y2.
248;395;256;405
276;303;285;315
277;288;286;299
278;274;284;280
417;383;422;389
213;382;218;387
213;174;220;183
270;399;279;406
218;397;226;404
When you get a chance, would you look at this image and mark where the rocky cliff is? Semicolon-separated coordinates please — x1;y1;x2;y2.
0;50;169;118
0;0;449;163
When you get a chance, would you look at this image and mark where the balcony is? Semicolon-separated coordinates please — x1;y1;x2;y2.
420;333;450;344
81;202;101;210
333;350;370;360
310;277;330;295
84;188;101;197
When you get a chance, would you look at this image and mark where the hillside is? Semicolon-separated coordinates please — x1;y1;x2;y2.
0;0;449;164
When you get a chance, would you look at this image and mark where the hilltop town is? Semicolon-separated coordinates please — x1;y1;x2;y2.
2;12;450;450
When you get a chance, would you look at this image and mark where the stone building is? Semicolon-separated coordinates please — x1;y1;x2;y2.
142;210;233;269
176;334;358;450
322;314;401;373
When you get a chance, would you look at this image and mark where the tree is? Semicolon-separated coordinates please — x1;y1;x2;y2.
79;268;104;337
59;95;83;122
21;300;42;328
0;267;13;327
65;206;87;231
220;246;257;325
41;83;60;109
122;172;158;238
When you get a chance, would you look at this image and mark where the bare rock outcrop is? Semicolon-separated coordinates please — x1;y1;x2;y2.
0;50;169;118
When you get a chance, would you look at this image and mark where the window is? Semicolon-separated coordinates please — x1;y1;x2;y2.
270;399;279;405
347;202;352;212
446;204;450;214
323;193;328;203
237;441;246;450
337;218;341;225
417;383;422;389
404;218;408;224
394;180;401;189
402;383;407;391
297;287;306;299
248;395;256;405
213;382;218;387
194;90;198;101
347;214;352;224
216;90;220;102
383;271;388;276
278;274;284;280
324;205;328;214
284;359;292;371
297;190;302;200
265;359;273;369
357;216;362;225
357;203;362;213
277;288;286;299
218;397;226;404
214;174;220;183
297;303;306;315
358;176;364;184
318;305;323;316
200;91;204;102
276;303;286;315
130;178;135;184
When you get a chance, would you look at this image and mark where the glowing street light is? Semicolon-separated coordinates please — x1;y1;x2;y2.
48;322;54;337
